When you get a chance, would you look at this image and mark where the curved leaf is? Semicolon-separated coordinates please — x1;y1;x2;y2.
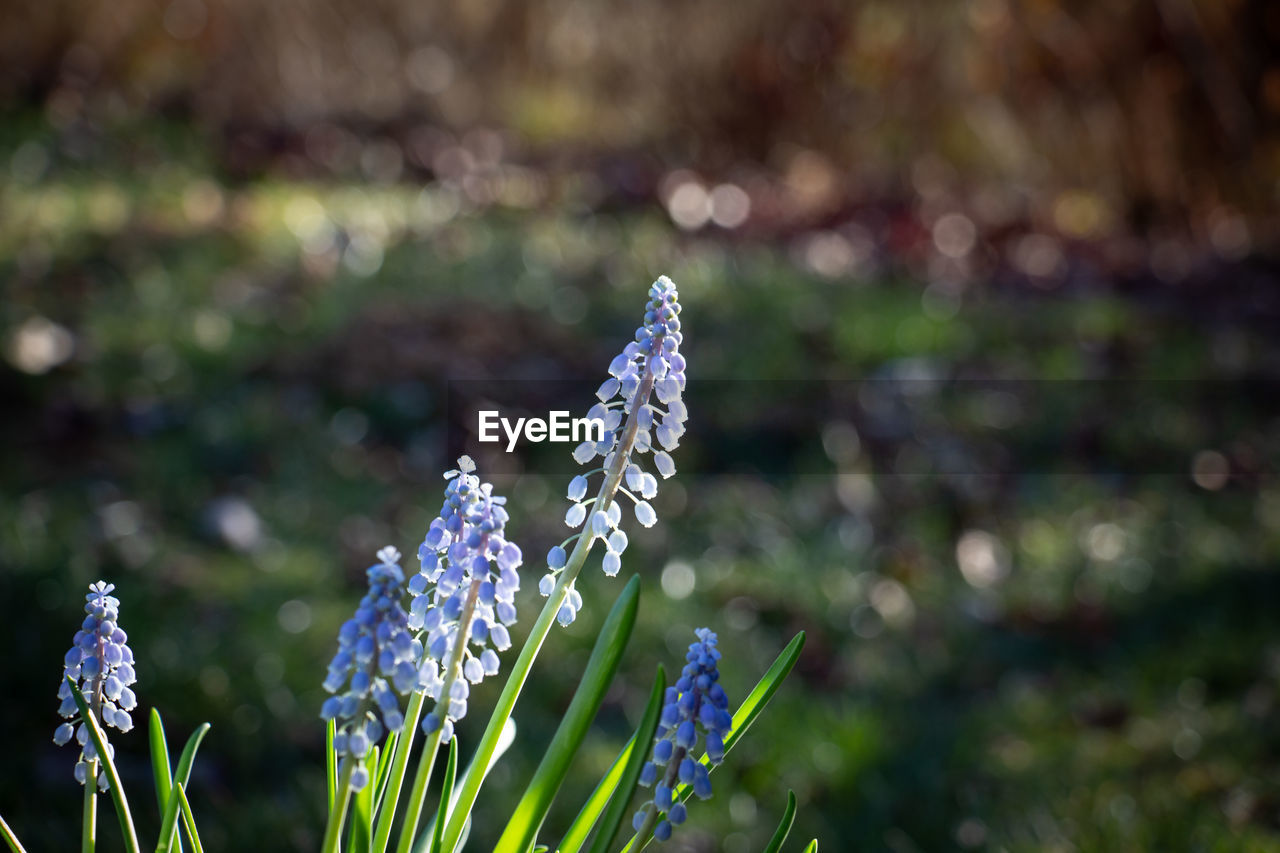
803;840;818;852
372;690;428;853
0;813;28;853
761;790;796;853
373;730;399;812
557;736;635;853
494;575;641;853
432;735;458;853
349;745;379;853
66;675;140;853
148;710;172;817
172;785;203;853
586;665;666;853
157;723;211;853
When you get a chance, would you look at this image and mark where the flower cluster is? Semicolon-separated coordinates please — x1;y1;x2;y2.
320;547;418;791
540;276;687;624
634;628;732;842
54;581;138;789
410;456;521;742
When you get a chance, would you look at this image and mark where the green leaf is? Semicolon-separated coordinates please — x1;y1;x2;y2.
802;840;818;853
349;745;379;853
373;730;399;814
586;665;666;853
326;718;337;817
0;813;28;853
422;735;457;853
620;632;806;852
148;710;173;817
557;736;635;853
66;675;141;853
157;722;211;853
761;790;796;853
371;690;428;853
451;716;516;818
494;575;642;853
172;785;203;853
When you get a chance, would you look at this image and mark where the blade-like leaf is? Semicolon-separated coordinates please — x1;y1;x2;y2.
148;710;173;816
373;730;399;814
452;817;470;853
349;746;379;853
761;790;796;853
372;690;428;853
66;676;140;853
586;666;666;853
326;719;337;817
172;785;203;853
621;632;806;852
157;723;211;853
558;736;635;853
494;575;641;853
802;840;818;852
0;814;28;853
411;734;457;853
450;716;516;818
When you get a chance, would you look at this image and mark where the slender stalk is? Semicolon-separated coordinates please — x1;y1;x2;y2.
440;374;655;853
82;633;108;853
321;761;356;853
81;758;98;853
394;578;483;853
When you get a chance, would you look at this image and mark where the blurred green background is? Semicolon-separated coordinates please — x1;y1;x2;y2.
3;0;1280;850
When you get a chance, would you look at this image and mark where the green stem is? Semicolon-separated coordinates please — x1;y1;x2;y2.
440;373;655;853
83;644;107;853
394;578;483;853
81;758;98;853
321;761;356;853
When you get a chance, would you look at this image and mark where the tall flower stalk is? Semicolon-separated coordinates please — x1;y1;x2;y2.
439;275;687;852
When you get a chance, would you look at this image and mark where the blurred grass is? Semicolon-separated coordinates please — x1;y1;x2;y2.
2;116;1279;852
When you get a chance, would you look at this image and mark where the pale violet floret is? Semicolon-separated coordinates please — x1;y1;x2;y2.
634;628;732;841
540;277;688;622
409;457;521;742
320;547;419;791
55;581;138;790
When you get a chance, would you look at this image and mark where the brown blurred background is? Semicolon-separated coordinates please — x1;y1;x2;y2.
6;0;1278;245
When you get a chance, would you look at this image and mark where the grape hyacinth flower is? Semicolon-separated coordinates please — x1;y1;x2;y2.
409;456;521;741
54;581;138;790
540;275;687;624
320;546;418;791
633;628;732;843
